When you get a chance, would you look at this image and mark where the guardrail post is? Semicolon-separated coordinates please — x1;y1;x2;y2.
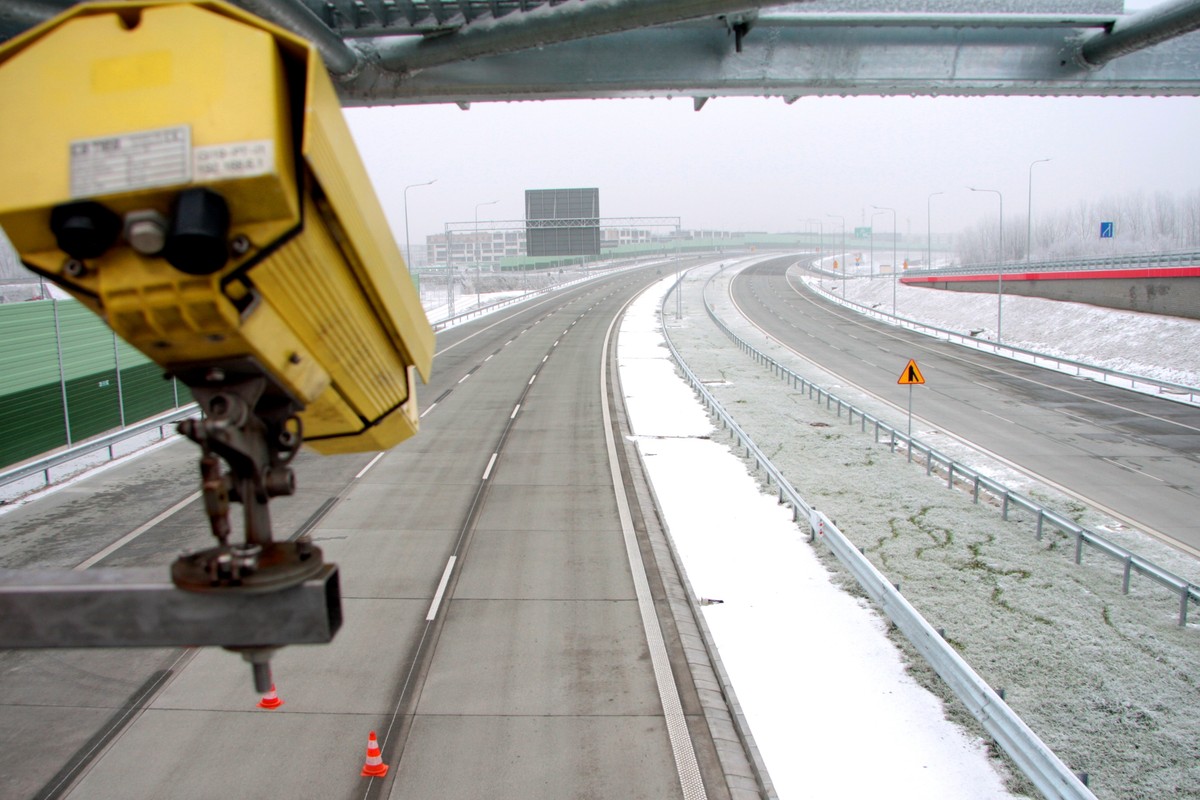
1002;493;1010;520
973;476;981;504
1075;531;1084;564
926;450;934;476
1179;587;1190;627
1122;557;1132;594
1036;510;1045;541
947;463;955;489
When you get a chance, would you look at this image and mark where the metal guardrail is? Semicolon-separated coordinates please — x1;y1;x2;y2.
658;277;1098;800
700;276;1200;626
0;406;197;494
905;248;1200;278
802;271;1200;406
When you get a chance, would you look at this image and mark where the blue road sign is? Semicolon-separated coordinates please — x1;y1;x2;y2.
1100;221;1114;238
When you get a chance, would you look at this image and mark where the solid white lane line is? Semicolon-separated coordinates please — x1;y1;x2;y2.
74;491;201;571
355;452;385;479
482;453;498;481
425;556;457;621
599;298;707;800
511;404;521;420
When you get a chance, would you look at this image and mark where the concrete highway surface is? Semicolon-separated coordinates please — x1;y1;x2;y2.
727;256;1200;557
0;262;756;799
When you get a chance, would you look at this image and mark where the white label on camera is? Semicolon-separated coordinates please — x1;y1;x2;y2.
70;125;192;197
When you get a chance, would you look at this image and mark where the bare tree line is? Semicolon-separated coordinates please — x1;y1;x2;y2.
956;188;1200;265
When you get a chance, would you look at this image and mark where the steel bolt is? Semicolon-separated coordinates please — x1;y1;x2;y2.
124;211;169;255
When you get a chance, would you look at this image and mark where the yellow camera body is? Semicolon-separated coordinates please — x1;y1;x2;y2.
0;0;433;454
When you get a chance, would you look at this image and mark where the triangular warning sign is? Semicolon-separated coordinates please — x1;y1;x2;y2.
898;359;925;385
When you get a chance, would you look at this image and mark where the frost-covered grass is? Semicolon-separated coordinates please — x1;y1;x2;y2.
668;262;1200;800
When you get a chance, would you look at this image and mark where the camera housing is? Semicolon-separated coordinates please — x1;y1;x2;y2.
0;0;434;454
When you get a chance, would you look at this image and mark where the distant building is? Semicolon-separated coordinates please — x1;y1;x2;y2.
425;225;665;265
424;230;525;266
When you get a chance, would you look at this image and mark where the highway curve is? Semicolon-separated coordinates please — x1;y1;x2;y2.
728;257;1200;557
0;261;754;800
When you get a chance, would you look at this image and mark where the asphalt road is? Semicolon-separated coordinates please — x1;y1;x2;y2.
726;256;1200;557
0;263;746;800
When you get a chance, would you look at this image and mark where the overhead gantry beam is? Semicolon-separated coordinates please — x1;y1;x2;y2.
331;3;1200;105
5;1;1200;103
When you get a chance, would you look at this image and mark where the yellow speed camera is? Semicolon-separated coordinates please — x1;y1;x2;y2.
0;0;434;455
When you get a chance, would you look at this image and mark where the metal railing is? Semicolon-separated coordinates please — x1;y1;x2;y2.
0;405;197;495
699;279;1200;626
658;277;1097;800
801;273;1200;406
905;248;1200;278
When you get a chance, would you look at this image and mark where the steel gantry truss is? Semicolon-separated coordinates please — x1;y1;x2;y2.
444;216;682;232
5;1;1200;103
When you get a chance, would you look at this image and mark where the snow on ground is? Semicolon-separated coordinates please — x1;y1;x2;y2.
618;280;1015;799
621;259;1200;800
810;258;1200;389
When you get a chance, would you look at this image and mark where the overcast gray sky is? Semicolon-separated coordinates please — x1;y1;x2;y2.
346;92;1200;251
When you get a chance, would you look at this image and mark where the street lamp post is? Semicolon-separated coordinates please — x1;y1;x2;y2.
926;191;944;271
444;221;455;317
969;187;1004;342
474;200;498;309
805;218;823;257
827;214;845;294
870;209;887;279
403;179;436;269
872;205;897;314
1027;158;1051;264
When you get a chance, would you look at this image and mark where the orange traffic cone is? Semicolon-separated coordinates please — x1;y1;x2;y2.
360;730;389;777
257;684;283;709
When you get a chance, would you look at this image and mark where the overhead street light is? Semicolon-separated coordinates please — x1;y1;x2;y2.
474;200;498;308
403;178;436;270
827;213;845;294
872;205;897;315
805;218;823;257
870;209;887;279
927;191;944;273
1027;158;1051;265
968;186;1004;342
